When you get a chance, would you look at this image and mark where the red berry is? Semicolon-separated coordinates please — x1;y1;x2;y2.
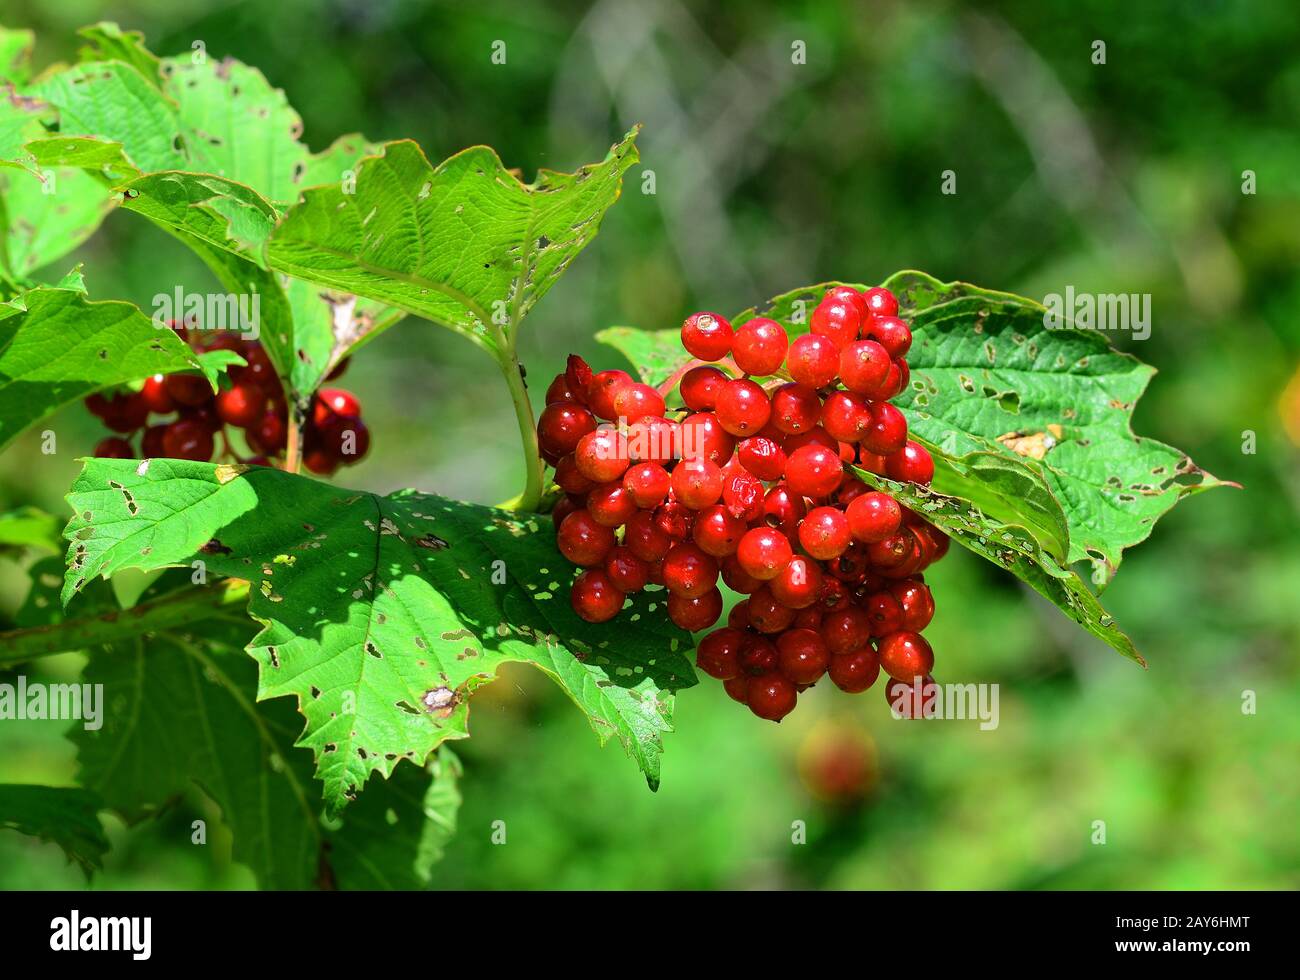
140;374;175;414
667;587;723;632
866;528;914;569
782;426;838;456
612;382;666;424
769;383;820;435
739;635;779;675
721;554;763;594
554;454;595;494
864;590;904;636
784;444;844;499
723;675;750;704
93;436;134;458
161;418;214;461
769;556;824;609
587;481;638;527
877;630;935;681
626;415;679;465
679;412;736;466
761;483;806;540
798;506;852;560
99;392;150;432
692;504;746;557
721;464;765;522
696;627;746;680
860;401;908;456
141;423;168;457
604;545;650;593
746;673;797;721
822;605;874;656
828;647;881;693
574;428;629;482
671;458;724;509
653;499;694;540
662;543;720;599
215;382;267;429
820;390;871;444
588;369;633;420
250;411;287;454
714;379;770;437
786;333;840;388
164;373;212;408
846;491;903;543
557;509;616;567
863;315;912;358
746;585;796;634
314;388;360;424
885;673;938;719
571;569;625;623
736;435;786;481
732;317;788;376
680;311;734;362
624;510;673;562
838;339;891;395
727;599;751;629
836;476;869;506
551;495;583;528
736;526;794;581
623;462;671;508
861;287;899;318
825;285;869;319
537;402;597;456
888;579;935;632
680;366;727;411
810;297;861;350
776;628;830;685
885;441;934;485
545;373;576;404
319;416;371;464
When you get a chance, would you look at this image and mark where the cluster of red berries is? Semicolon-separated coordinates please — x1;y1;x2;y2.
86;325;370;475
538;284;947;722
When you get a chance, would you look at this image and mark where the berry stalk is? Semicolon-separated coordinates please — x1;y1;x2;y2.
492;324;545;513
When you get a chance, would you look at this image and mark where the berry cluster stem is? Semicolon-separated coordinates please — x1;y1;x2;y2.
494;330;544;513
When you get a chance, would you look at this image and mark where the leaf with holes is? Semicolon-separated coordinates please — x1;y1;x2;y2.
62;459;695;812
0;785;108;877
266;129;640;356
0;286;239;452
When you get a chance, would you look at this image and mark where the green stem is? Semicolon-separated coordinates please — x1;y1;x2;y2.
0;579;251;666
492;330;544;513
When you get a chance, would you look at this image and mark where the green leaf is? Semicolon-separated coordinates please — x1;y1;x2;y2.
0;286;238;452
74;608;456;889
596;325;685;388
120;171;278;258
0;27;34;85
62;459;695;811
76;23;161;86
266;129;641;356
851;463;1144;666
0;505;63;554
0;784;108;877
0;165;115;278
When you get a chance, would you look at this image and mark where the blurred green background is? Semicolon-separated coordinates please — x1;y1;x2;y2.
1;0;1297;889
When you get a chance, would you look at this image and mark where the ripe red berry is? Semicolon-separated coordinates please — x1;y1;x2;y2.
714;379;771;437
885;441;934;485
885;673;938;719
696;628;746;680
537;402;597;456
721;465;765;522
746;585;797;634
877;630;935;681
727;599;751;629
588;369;633;420
739;635;778;675
846;491;903;543
574;428;629;482
746;673;797;721
624;509;672;562
784;444;844;498
571;569;625;623
821;606;873;656
825;285;869;319
863;315;912;358
785;333;839;388
761;483;806;540
864;590;904;637
140;374;175;414
314;388;360;424
93;436;134;458
736;526;794;580
545;373;575;404
769;555;824;609
888;579;935;631
612;382;667;423
679;412;736;465
604;545;650;593
557;509;617;567
723;675;750;704
692;504;746;557
671;458;724;509
662;543;720;599
667;587;723;632
623;462;671;508
798;506;852;560
141;423;168;457
164;373;212;408
732;317;788;376
769;383;821;435
828;647;881;693
838;339;891;395
587;482;638;527
861;287;899;318
819;390;870;443
776;628;830;685
679;366;727;411
215;382;267;429
865;528;914;569
653;499;694;540
161;418;215;461
859;401;908;456
721;554;763;594
680;311;734;362
810;297;861;350
736;435;786;481
233;342;275;388
98;392;150;432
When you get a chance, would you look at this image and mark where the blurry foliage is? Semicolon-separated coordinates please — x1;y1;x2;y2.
0;0;1296;889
